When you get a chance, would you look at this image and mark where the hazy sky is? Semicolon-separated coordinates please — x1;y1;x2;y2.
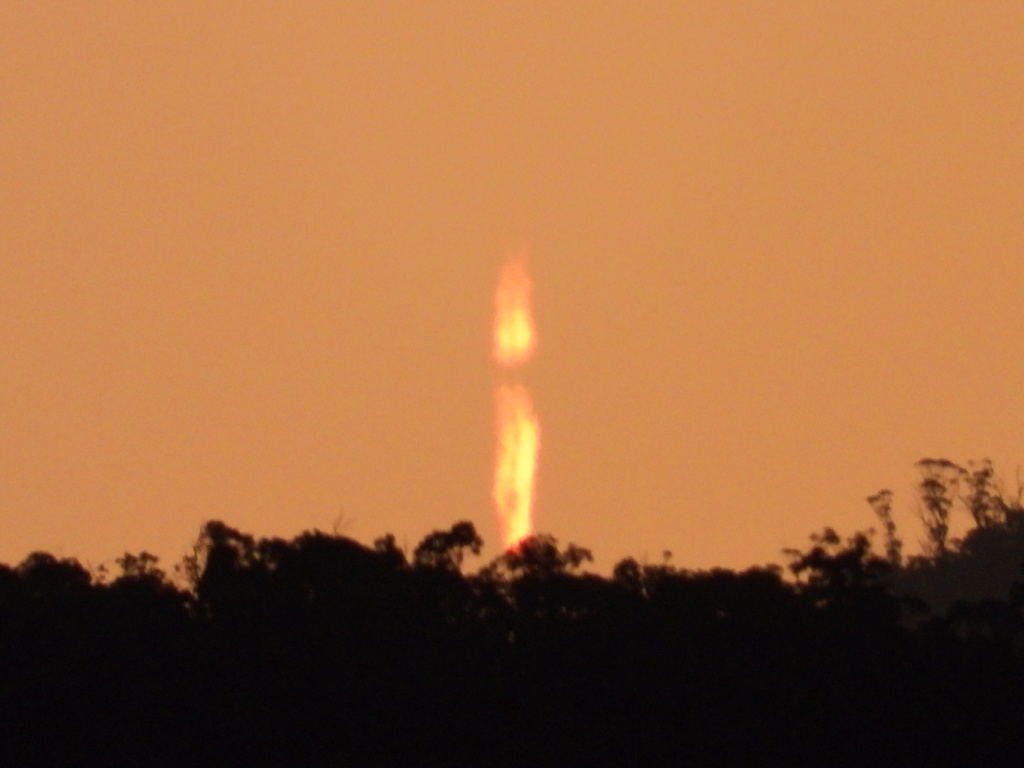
3;3;1023;572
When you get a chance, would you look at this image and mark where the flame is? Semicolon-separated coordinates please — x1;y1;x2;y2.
493;383;540;549
492;255;540;550
493;258;536;367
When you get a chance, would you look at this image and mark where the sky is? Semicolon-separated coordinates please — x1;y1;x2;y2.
2;3;1023;573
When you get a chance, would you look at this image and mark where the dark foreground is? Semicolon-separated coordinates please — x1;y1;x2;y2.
3;519;1024;767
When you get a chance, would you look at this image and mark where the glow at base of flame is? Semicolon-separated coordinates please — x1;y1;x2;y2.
493;258;536;367
493;383;540;550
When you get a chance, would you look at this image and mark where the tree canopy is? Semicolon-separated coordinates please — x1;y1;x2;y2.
2;459;1024;766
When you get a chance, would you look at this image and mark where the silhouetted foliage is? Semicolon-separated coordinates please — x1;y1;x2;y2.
963;458;1007;528
5;460;1024;766
916;457;962;556
868;488;902;564
879;458;1024;614
413;521;483;572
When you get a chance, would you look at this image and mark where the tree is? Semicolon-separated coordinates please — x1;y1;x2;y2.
412;521;482;572
867;489;902;565
962;458;1009;528
915;458;964;556
497;534;592;579
16;551;92;602
784;528;901;625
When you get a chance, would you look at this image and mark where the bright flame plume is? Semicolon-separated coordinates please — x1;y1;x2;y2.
492;255;539;550
493;258;536;367
493;384;539;549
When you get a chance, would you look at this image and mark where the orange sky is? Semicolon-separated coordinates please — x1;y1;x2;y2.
2;3;1023;572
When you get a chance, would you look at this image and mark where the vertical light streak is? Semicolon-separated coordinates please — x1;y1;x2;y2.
492;256;539;550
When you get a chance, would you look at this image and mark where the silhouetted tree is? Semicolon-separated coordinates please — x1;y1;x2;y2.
5;487;1024;767
498;534;592;579
412;521;482;572
785;527;904;628
868;488;902;565
962;458;1006;528
884;459;1024;613
915;458;964;556
372;533;407;570
106;551;189;625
